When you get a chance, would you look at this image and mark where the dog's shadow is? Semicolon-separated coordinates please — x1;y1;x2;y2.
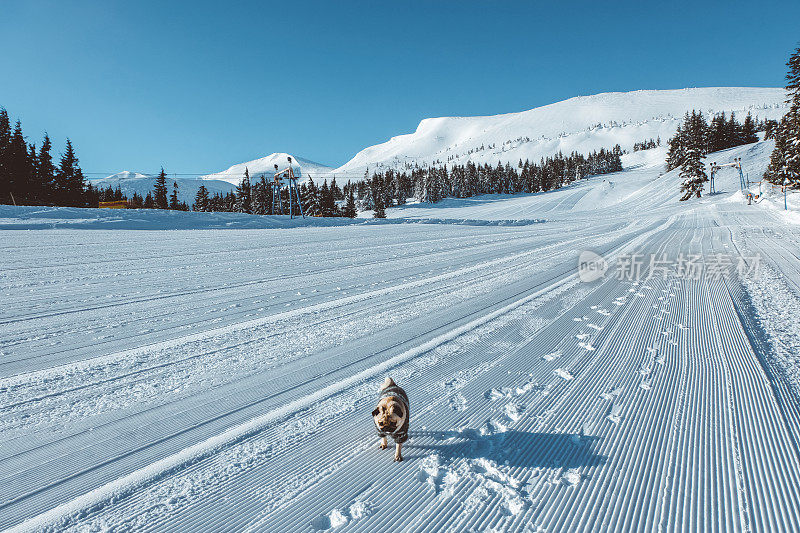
405;429;606;469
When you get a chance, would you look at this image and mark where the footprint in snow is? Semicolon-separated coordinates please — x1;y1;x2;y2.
600;386;623;401
561;469;582;486
607;403;623;424
578;342;595;351
311;500;374;531
587;324;603;331
449;393;468;412
542;350;561;361
640;380;651;390
575;333;589;340
554;368;574;380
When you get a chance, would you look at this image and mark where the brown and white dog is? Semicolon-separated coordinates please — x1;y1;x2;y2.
372;377;409;462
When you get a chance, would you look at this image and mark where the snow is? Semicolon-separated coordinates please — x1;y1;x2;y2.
332;87;788;176
2;90;800;532
200;153;333;184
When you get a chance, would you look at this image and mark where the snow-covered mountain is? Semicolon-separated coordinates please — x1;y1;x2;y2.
200;153;333;185
331;87;788;177
96;88;789;192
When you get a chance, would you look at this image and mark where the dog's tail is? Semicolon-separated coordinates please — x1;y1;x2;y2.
381;376;396;390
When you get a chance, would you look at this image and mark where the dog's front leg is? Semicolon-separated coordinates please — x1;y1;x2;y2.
394;442;403;462
379;436;388;449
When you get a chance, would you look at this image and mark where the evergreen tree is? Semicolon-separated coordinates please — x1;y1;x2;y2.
0;108;10;205
38;134;55;205
764;44;800;187
679;147;708;201
302;177;320;216
144;191;155;209
343;188;357;218
373;187;386;218
254;176;270;215
7;120;28;205
55;139;86;207
194;185;210;211
169;181;180;209
153;167;168;209
130;191;144;209
741;112;759;144
235;167;252;213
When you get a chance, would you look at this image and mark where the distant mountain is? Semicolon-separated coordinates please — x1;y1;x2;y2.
200;153;333;185
331;87;788;177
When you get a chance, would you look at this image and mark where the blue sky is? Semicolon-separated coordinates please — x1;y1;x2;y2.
1;1;798;175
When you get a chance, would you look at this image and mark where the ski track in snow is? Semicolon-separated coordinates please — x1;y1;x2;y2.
1;139;800;532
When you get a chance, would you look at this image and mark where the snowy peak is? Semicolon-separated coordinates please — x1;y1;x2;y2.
101;170;153;181
333;87;788;176
201;153;332;185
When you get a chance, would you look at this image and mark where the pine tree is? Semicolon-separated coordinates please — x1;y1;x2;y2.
764;44;800;188
235;167;252;213
38;133;55;205
373;187;386;218
741;112;759;144
144;191;154;209
7;120;28;205
343;188;357;218
679;146;708;201
153;167;168;209
55;139;86;207
0;108;10;205
302;177;320;216
169;181;180;209
194;185;210;211
253;176;270;215
130;191;144;209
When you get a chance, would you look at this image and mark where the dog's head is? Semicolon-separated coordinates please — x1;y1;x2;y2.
372;396;406;434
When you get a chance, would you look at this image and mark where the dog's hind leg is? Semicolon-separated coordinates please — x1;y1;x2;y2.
379;436;388;449
394;442;403;462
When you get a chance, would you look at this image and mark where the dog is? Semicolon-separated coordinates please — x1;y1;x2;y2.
372;377;409;462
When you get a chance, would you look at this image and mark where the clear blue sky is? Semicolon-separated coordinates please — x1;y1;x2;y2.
1;1;798;175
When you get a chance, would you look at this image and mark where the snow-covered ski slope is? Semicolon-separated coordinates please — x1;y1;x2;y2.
333;87;787;176
3;140;800;532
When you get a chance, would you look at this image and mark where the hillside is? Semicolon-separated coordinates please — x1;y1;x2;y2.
332;87;787;177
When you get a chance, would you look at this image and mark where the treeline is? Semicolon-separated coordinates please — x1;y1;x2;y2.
0;107;100;207
666;110;761;173
764;44;800;187
350;147;623;213
187;146;623;218
633;138;660;152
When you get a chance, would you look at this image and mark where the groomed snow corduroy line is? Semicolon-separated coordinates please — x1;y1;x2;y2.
0;233;588;385
7;271;579;532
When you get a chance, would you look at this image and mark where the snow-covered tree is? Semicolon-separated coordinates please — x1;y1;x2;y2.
764;44;800;188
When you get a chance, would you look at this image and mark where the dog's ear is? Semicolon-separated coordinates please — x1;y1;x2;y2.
371;408;379;417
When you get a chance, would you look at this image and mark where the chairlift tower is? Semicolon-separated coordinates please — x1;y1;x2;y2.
270;156;305;218
709;157;745;195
